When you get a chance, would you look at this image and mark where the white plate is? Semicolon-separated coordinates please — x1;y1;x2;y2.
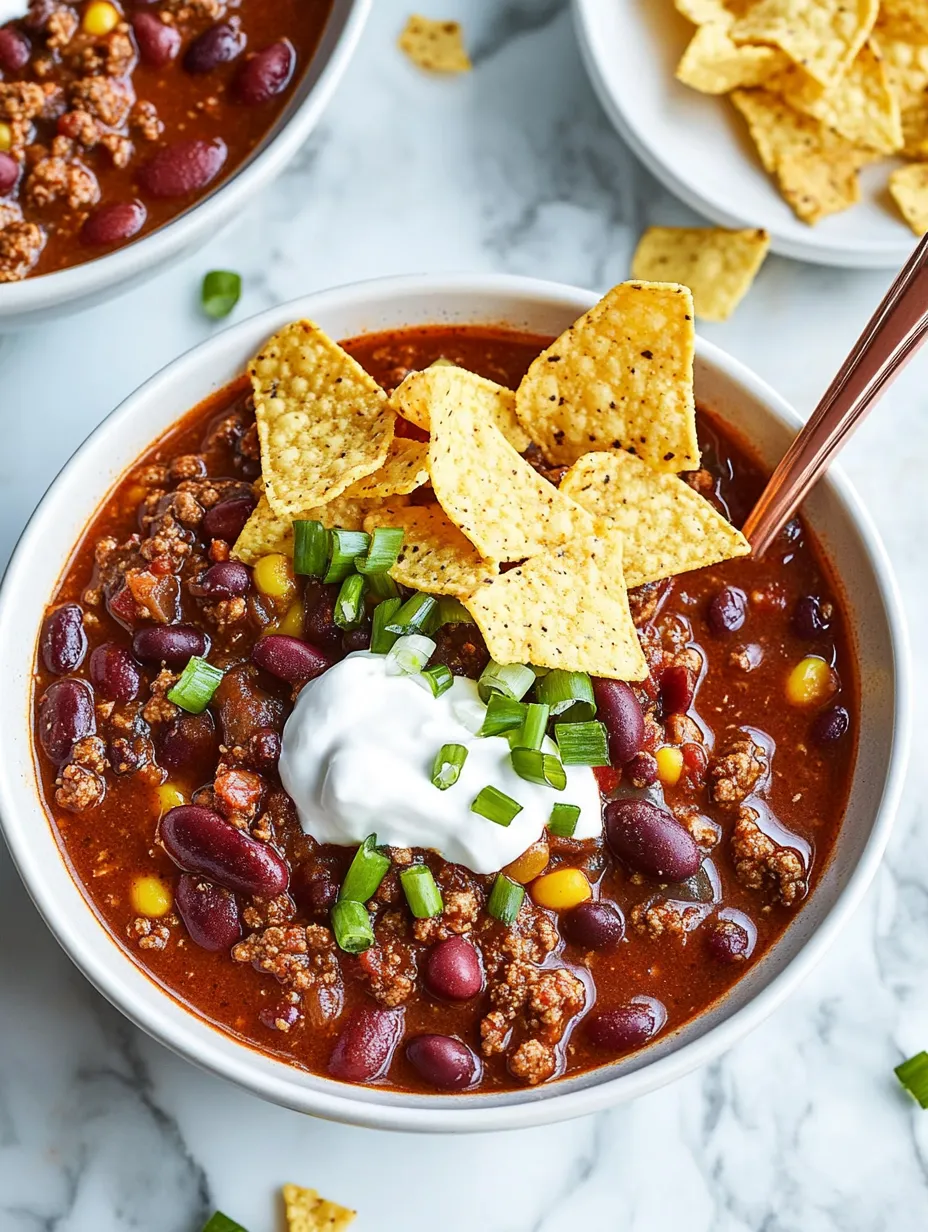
572;0;917;268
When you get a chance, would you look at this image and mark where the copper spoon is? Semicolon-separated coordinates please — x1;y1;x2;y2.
743;232;928;557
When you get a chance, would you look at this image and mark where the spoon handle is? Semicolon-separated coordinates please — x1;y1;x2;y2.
743;233;928;557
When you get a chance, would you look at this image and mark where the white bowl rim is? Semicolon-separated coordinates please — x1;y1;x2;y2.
0;272;910;1132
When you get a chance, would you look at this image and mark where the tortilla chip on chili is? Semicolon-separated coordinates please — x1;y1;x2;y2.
364;502;499;596
876;0;928;46
631;227;770;321
730;0;879;87
390;365;531;451
233;489;402;566
398;15;471;72
342;437;429;500
282;1183;356;1232
676;23;788;93
889;161;928;232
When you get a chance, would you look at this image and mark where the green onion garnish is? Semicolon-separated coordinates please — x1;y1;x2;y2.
201;1213;249;1232
201;270;241;320
292;519;328;577
385;591;437;635
479;694;526;737
555;719;611;766
331;899;375;953
399;864;444;918
385;633;435;676
510;747;567;790
323;528;370;583
371;597;402;654
477;660;535;703
471;785;522;827
367;570;401;600
548;802;581;838
356;526;404;575
435;595;475;626
338;834;391;903
513;701;550;751
487;874;524;924
431;742;468;790
334;573;367;630
167;657;223;714
534;669;596;720
896;1052;928;1108
419;663;453;698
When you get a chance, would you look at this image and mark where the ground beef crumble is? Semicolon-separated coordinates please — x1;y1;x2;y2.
708;730;768;805
731;806;806;905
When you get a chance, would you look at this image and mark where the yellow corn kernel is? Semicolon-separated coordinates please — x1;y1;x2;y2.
276;596;305;638
655;745;684;788
503;839;550;885
157;783;187;814
131;874;173;918
253;552;296;600
0;123;12;153
786;656;837;707
83;1;120;35
530;867;592;911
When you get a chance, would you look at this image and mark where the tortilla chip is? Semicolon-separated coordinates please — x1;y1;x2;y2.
398;15;471;72
342;437;429;500
232;491;401;566
731;0;879;87
674;0;753;23
464;526;648;681
902;94;928;155
364;502;498;596
631;227;770;322
676;23;788;93
889;161;928;232
390;366;531;451
560;450;750;588
282;1183;356;1232
879;31;928;105
877;0;928;45
514;282;699;473
250;321;394;519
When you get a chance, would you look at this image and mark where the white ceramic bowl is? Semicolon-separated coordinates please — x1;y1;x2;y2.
0;0;369;329
0;274;909;1131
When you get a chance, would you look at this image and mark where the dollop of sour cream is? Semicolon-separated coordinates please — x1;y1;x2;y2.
279;651;602;874
0;2;26;25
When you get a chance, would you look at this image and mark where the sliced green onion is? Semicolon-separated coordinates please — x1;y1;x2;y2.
534;669;596;720
471;785;522;827
487;874;524;924
292;519;328;577
367;570;401;600
435;595;475;626
513;701;550;751
896;1052;928;1108
399;864;444;918
201;270;241;320
418;663;453;698
555;719;611;766
331;899;375;953
385;633;436;676
479;694;526;737
201;1213;249;1232
334;573;367;630
338;834;391;903
477;660;535;703
371;597;402;654
167;657;223;714
323;529;370;583
385;591;437;635
510;747;567;790
356;526;404;575
548;802;581;838
431;742;468;790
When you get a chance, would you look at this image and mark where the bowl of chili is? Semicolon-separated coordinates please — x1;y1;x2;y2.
0;274;909;1130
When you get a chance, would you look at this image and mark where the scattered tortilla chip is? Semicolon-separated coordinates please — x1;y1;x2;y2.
889;161;928;232
364;502;498;596
233;491;401;566
674;0;753;23
398;15;471;72
560;450;750;588
390;366;531;451
631;227;770;322
341;437;429;500
676;23;788;93
902;93;928;155
514;281;699;472
731;0;879;88
879;31;928;106
282;1183;356;1232
249;320;394;519
464;526;648;681
876;0;928;45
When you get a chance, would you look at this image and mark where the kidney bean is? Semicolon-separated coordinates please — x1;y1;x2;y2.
0;26;30;72
184;21;245;74
303;581;343;654
139;137;227;198
810;704;849;745
236;38;295;104
605;798;701;882
37;679;95;765
258;999;301;1032
201;495;255;543
175;873;242;951
342;627;371;654
792;594;831;640
0;152;19;197
252;634;330;683
423;936;484;1001
706;918;750;964
132;11;180;66
659;663;695;716
41;603;87;675
592;678;644;765
328;1007;404;1083
290;864;338;918
562;900;625;951
89;643;141;702
707;585;747;636
587;999;665;1052
158;711;218;775
82;200;147;246
160;805;289;897
132;624;207;667
194;561;251;599
406;1035;481;1091
214;664;284;748
247;726;281;771
625;751;658;788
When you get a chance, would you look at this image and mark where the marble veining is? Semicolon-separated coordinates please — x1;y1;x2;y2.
2;0;928;1227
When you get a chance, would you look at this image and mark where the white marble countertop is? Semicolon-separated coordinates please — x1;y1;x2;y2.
3;1;928;1228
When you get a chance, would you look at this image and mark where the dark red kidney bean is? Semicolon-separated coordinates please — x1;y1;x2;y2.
194;561;250;599
236;38;295;104
81;199;147;246
252;634;330;683
158;711;218;774
406;1034;481;1091
258;999;301;1032
625;751;658;788
139;137;227;198
423;936;484;1001
160;805;289;897
41;603;87;675
132;624;207;667
37;679;95;765
183;21;245;73
792;594;830;640
175;873;242;951
342;627;371;654
605;798;701;882
0;26;30;72
592;678;644;765
132;11;180;66
247;726;281;771
562;900;625;950
290;864;338;918
0;152;19;197
707;586;747;636
201;495;255;543
659;664;695;716
810;704;849;746
303;581;343;654
89;643;141;703
329;1007;404;1082
587;1000;664;1052
707;918;750;964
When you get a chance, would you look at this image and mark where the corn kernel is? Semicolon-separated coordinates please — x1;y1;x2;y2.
131;874;173;918
157;783;187;814
83;1;120;35
655;745;684;788
503;839;550;885
530;867;592;911
0;123;12;153
786;656;837;707
276;596;305;638
253;553;296;600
